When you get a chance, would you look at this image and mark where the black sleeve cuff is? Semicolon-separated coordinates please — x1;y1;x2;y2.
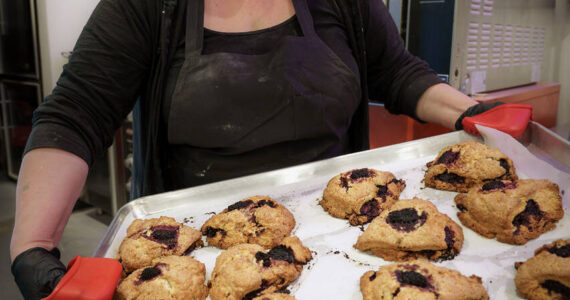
399;73;445;122
24;122;94;166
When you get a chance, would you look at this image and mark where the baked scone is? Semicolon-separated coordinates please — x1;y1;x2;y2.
354;198;463;261
320;168;406;225
251;292;296;300
201;196;295;249
424;141;517;192
118;216;203;273
209;236;312;300
115;255;208;300
455;179;563;245
515;239;570;300
360;260;489;300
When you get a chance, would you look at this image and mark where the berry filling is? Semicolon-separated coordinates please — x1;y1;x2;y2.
243;280;269;300
436;150;460;165
444;227;455;248
255;245;296;267
139;266;161;281
386;208;428;232
255;252;272;267
135;263;167;285
144;225;179;249
512;199;542;234
376;184;388;197
548;244;570;258
395;270;430;288
435;172;465;184
482;180;506;191
340;177;350;190
540;280;570;298
267;245;295;263
256;199;276;208
456;204;468;211
360;199;380;220
369;272;377;281
204;227;226;238
392;288;401;297
438;227;457;260
499;159;510;175
350;168;372;179
227;200;254;212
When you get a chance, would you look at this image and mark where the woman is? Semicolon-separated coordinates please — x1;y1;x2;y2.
11;0;496;298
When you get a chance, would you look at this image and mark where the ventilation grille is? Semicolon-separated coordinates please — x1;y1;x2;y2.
470;0;494;17
465;22;545;71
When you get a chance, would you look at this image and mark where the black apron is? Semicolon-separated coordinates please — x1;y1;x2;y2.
165;0;361;189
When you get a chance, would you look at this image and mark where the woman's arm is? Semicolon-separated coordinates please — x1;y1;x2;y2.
364;0;478;126
10;148;88;261
416;83;478;129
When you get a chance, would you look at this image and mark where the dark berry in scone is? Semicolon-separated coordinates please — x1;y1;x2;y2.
515;239;570;300
320;168;406;225
118;216;203;273
354;198;463;262
360;260;488;300
201;196;295;249
424;141;517;192
115;255;208;300
209;236;312;300
454;179;563;245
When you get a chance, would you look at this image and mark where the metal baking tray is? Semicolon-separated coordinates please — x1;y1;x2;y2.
94;126;570;299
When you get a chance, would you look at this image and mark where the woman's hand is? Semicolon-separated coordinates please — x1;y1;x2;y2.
11;247;66;300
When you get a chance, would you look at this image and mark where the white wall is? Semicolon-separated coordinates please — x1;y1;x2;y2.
36;0;100;98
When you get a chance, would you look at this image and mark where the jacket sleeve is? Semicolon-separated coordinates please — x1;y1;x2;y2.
25;0;159;165
365;0;442;120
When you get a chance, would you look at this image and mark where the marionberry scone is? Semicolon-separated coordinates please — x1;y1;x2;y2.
118;216;203;273
354;198;463;261
454;179;563;245
360;260;489;300
201;196;295;249
515;239;570;300
424;141;517;192
115;255;208;300
320;168;406;225
209;236;312;300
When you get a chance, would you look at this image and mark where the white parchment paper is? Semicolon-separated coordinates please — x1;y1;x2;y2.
102;129;570;299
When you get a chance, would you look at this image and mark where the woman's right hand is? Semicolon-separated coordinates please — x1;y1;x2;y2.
11;247;66;300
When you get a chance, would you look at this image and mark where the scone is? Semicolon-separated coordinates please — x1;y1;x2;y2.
209;236;312;300
360;260;488;300
201;196;295;249
354;198;463;261
115;255;208;300
118;216;203;273
424;141;517;192
320;168;406;225
515;239;570;300
455;179;563;245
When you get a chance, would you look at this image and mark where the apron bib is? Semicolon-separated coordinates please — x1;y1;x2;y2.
166;0;360;188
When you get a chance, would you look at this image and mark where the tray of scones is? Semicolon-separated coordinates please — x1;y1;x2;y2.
95;128;569;300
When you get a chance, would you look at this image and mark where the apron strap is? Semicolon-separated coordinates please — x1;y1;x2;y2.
185;0;205;56
291;0;317;38
184;0;317;57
